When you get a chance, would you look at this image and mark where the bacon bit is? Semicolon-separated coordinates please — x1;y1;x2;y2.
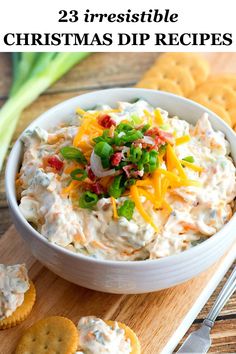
134;139;148;149
145;127;160;137
145;127;174;145
90;182;106;195
86;165;96;181
123;164;136;178
132;170;144;178
158;130;175;145
110;152;122;167
46;156;64;172
97;114;116;128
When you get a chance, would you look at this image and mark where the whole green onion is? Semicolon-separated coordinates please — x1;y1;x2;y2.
0;52;90;171
124;178;136;188
109;175;125;198
79;191;99;209
70;169;87;181
60;146;87;164
118;199;135;221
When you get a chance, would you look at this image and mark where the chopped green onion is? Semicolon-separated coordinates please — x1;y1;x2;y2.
141;124;151;133
130;113;142;125
137;161;143;171
159;123;170;131
118;199;135;221
149;150;159;173
60;146;87;164
124;130;143;143
130;146;142;163
158;143;167;155
115;129;143;146
79;191;99;209
124;178;136;188
182;156;195;163
141;150;150;164
138;150;150;171
109;175;125;198
70;169;87;181
94;141;113;168
93;129;114;144
116;122;133;133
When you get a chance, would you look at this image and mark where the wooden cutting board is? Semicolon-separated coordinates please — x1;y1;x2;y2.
0;226;235;353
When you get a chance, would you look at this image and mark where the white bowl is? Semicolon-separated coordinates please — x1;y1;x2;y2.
5;88;236;294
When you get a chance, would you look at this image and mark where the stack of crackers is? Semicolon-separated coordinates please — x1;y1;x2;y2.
136;52;236;131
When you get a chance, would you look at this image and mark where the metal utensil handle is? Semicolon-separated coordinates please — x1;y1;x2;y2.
206;266;236;324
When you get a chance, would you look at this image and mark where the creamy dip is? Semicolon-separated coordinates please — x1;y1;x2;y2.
0;264;29;320
17;100;236;261
76;316;131;354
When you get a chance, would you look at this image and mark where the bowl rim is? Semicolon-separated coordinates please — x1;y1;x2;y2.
5;88;236;267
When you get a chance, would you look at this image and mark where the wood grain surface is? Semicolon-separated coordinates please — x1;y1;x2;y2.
0;227;235;353
0;52;235;353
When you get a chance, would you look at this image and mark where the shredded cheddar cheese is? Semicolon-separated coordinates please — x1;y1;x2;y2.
162;200;173;213
166;144;187;179
130;185;158;232
180;160;203;172
138;188;158;206
175;135;191;146
157;169;181;183
178;179;203;187
61;180;80;196
143;109;153;125
161;177;170;201
73;112;103;148
154;109;164;125
111;197;118;219
136;179;152;187
152;170;161;207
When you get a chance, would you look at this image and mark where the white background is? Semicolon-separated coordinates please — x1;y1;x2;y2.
0;0;235;51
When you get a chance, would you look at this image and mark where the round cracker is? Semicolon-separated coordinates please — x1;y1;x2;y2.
136;77;183;96
225;105;236;127
154;52;210;86
142;65;195;96
208;74;236;92
105;320;141;354
0;280;36;330
190;83;236;126
15;316;78;354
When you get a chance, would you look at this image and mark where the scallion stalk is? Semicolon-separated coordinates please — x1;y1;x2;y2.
0;52;90;171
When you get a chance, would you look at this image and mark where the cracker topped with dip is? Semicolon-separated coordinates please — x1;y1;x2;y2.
17;100;236;261
76;316;140;354
0;264;36;329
